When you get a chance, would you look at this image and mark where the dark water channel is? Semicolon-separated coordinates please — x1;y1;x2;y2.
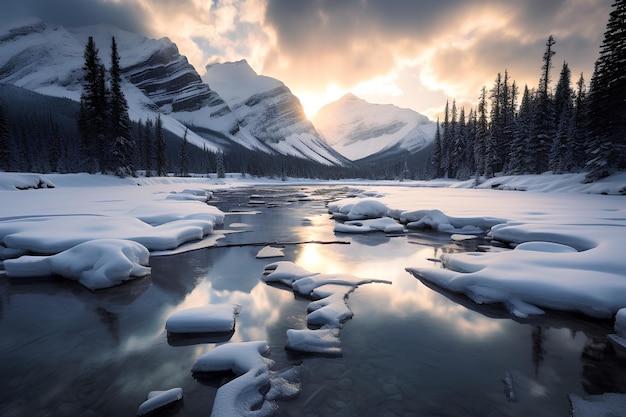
0;186;623;417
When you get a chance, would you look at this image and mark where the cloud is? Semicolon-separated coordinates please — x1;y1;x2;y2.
0;0;614;117
261;0;612;114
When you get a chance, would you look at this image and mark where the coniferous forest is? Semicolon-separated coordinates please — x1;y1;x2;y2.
430;0;626;183
0;1;624;181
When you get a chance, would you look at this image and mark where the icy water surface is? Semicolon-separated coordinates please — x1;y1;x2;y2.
0;186;623;417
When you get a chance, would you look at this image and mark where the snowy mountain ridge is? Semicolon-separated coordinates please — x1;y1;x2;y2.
313;93;436;161
0;19;347;166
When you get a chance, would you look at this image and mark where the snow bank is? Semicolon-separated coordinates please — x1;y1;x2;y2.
0;173;225;290
328;199;389;220
191;341;300;417
165;304;241;334
407;224;626;319
4;239;150;290
137;388;183;416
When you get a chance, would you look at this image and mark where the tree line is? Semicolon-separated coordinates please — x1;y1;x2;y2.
430;0;626;183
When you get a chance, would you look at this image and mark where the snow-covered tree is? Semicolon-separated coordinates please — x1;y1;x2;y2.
215;150;225;178
474;87;489;178
431;118;443;178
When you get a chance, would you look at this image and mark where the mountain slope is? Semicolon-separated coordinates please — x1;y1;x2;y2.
0;19;347;166
204;60;348;166
312;93;436;161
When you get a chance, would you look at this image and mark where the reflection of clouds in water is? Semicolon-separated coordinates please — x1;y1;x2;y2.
295;238;502;338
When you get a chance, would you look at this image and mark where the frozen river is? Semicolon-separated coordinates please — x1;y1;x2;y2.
0;185;623;417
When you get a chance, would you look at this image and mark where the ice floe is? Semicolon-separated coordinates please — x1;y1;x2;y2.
255;245;285;258
137;387;183;416
191;341;300;417
262;261;390;355
165;304;241;334
334;217;404;234
4;239;150;290
328;199;389;220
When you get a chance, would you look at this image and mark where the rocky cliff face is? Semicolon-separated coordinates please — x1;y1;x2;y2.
204;60;347;166
0;19;347;165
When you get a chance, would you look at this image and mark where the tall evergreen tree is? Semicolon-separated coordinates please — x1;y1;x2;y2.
509;85;533;174
571;73;588;169
0;102;9;171
474;86;489;180
155;115;167;176
530;35;557;173
216;150;226;179
431;118;443;178
79;36;107;173
179;128;189;176
108;36;135;177
441;100;451;177
550;62;574;173
144;118;154;176
585;0;626;181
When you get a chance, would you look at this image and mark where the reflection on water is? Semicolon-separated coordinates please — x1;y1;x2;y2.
0;186;624;417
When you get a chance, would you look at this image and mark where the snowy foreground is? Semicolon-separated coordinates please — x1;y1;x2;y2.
1;171;626;416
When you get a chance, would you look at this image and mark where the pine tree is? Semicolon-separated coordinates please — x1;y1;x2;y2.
585;0;626;181
431;118;443;178
509;85;533;174
571;73;588;169
474;86;489;179
155;115;167;176
530;35;557;174
79;36;107;173
144;118;154;176
550;62;574;173
179;128;189;176
215;150;225;178
108;36;135;177
0;101;9;171
441;100;451;177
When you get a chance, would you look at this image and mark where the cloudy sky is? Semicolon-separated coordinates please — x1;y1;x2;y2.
1;0;613;119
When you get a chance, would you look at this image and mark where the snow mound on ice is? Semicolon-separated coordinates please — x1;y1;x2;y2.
261;261;389;354
328;199;389;220
407;224;626;318
0;172;55;190
286;328;342;355
137;387;183;416
334;217;404;234
400;209;503;234
4;239;150;290
191;341;300;417
165;304;241;334
256;245;285;258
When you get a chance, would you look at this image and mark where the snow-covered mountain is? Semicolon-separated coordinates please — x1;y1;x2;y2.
204;60;347;165
0;19;346;166
312;93;436;161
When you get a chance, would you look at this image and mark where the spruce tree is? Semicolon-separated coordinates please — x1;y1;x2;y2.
431;118;443;178
216;150;225;178
509;85;533;174
144;118;154;176
155;115;167;176
0;102;9;171
108;36;135;177
179;128;189;176
550;62;574;173
474;87;489;179
79;36;107;173
572;73;588;170
441;100;451;177
585;0;626;181
530;35;557;174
